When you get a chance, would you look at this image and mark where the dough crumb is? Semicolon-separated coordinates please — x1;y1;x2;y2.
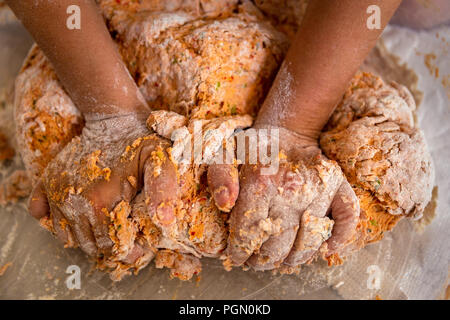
155;250;202;281
0;170;32;206
0;262;12;276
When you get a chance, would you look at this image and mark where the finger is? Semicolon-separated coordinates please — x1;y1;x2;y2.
89;204;113;258
283;187;334;267
143;146;180;226
283;209;334;266
122;243;145;264
121;242;155;265
28;181;49;220
282;164;344;266
85;165;142;259
226;165;274;266
326;180;360;255
249;164;334;270
60;196;99;257
49;204;77;247
245;165;305;270
246;204;299;271
85;181;120;258
207;164;239;212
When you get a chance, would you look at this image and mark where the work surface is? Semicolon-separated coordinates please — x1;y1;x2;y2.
0;13;448;299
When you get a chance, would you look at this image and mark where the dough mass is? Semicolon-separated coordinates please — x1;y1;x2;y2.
13;0;434;280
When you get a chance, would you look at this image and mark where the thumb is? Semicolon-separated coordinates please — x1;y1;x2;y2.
207;164;239;212
143;145;179;226
327;180;360;255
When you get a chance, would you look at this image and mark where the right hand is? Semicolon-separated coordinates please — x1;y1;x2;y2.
28;113;180;264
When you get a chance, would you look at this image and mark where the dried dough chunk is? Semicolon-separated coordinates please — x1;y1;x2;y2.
320;73;434;257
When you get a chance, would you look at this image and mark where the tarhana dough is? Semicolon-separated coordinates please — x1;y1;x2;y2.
13;0;434;280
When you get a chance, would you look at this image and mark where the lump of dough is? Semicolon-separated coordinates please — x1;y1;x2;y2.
97;0;240;22
112;4;289;118
13;0;434;279
14;3;288;186
320;73;434;255
0;170;32;206
252;0;310;39
13;4;288;280
14;46;84;185
155;250;202;281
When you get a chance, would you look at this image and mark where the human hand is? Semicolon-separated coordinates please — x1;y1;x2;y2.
213;127;360;271
28;113;180;266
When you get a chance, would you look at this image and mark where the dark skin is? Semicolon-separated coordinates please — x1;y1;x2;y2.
7;0;179;262
7;0;401;265
6;0;148;118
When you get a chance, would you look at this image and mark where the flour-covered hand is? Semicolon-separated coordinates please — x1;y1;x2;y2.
28;114;179;264
221;127;360;271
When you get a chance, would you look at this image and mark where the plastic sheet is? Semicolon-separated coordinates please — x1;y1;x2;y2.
0;9;448;299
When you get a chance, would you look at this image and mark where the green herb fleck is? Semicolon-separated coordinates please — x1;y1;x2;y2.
156;150;164;159
372;178;381;191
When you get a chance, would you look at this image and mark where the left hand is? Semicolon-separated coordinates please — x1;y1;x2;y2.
208;126;360;271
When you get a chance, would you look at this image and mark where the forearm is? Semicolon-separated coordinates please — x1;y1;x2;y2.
255;0;402;143
7;0;149;119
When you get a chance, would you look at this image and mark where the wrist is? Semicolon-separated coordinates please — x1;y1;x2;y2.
252;122;319;148
254;102;324;147
79;86;150;123
84;112;150;140
83;106;150;123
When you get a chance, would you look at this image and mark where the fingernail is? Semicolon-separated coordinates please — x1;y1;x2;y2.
156;203;175;225
122;244;144;264
214;186;231;212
